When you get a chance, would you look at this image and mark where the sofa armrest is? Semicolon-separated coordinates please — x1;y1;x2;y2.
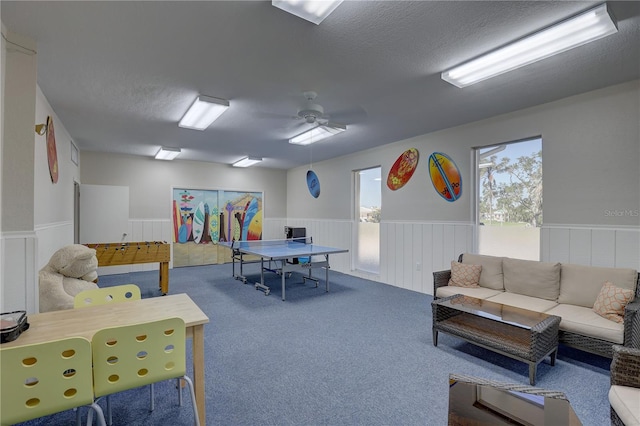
611;345;640;388
433;270;451;299
623;300;640;349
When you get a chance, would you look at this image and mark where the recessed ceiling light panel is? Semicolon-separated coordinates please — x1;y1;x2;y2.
178;95;229;130
232;156;263;167
155;146;181;160
441;3;618;88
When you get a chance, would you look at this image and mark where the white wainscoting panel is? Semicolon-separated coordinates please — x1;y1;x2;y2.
380;222;473;294
591;230;616;267
615;230;640;269
541;225;640;270
1;232;37;313
34;221;74;271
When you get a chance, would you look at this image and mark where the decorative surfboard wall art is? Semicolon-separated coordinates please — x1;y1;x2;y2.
387;148;419;190
428;152;462;202
241;197;259;241
192;202;206;243
307;170;320;198
46;115;59;184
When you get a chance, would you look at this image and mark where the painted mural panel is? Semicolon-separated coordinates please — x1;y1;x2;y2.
172;188;262;267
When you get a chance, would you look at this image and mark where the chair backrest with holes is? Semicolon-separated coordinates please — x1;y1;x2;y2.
91;317;186;398
74;284;141;308
0;337;93;425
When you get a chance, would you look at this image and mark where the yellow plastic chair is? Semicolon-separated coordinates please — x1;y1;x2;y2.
0;337;106;426
74;283;143;425
74;284;141;308
89;317;199;426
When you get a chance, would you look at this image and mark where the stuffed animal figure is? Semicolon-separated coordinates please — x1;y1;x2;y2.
39;244;100;312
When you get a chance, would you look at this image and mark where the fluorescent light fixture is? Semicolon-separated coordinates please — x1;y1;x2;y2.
178;95;229;130
272;0;343;25
232;156;263;168
441;3;617;88
289;123;346;145
155;146;181;160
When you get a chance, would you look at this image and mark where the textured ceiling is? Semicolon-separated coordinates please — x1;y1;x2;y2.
2;1;639;169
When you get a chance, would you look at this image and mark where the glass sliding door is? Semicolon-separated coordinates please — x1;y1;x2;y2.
354;167;381;274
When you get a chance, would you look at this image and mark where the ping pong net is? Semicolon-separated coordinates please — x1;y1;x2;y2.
230;237;313;250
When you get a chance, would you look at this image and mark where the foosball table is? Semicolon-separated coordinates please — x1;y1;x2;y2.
85;241;171;294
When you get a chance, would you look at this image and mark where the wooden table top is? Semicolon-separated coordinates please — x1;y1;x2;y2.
1;293;209;348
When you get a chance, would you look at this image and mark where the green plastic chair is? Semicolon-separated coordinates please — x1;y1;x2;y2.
0;337;106;426
89;317;199;426
74;284;141;308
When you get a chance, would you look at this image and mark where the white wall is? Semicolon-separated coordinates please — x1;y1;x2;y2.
286;80;640;294
34;86;80;270
1;28;38;313
1;23;6;312
80;152;288;220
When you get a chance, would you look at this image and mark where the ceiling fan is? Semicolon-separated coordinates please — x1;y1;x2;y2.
289;91;347;145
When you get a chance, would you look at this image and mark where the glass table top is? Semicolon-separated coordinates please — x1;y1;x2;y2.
434;294;552;329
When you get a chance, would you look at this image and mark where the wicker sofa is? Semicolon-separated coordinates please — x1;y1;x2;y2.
610;345;640;426
433;254;640;358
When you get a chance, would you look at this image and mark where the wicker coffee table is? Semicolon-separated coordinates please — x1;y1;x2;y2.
432;294;561;385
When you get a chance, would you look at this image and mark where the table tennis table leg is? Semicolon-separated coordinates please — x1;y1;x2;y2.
325;254;330;293
254;258;270;295
281;260;286;301
231;249;236;278
239;252;247;283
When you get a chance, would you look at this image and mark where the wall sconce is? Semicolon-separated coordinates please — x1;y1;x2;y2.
35;123;47;135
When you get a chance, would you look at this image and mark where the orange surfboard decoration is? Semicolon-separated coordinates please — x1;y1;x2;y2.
429;152;462;202
387;148;419;190
46;116;59;184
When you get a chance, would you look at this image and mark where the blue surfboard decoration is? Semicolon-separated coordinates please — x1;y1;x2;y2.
307;170;320;198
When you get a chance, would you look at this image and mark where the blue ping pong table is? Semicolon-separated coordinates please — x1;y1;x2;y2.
224;239;348;301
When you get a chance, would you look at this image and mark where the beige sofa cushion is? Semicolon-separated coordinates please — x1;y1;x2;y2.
545;304;625;344
558;263;638;308
485;292;558;313
462;253;504;290
502;257;561;301
609;385;640;426
435;285;502;300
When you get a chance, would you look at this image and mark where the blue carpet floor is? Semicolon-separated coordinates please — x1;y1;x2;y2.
19;263;611;425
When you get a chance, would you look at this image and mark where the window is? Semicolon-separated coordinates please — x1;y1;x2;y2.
476;138;542;260
354;167;381;274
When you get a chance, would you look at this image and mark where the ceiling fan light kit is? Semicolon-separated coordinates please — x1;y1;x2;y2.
289;123;346;146
232;156;263;167
178;95;230;130
155;146;182;160
441;3;618;88
272;0;344;25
